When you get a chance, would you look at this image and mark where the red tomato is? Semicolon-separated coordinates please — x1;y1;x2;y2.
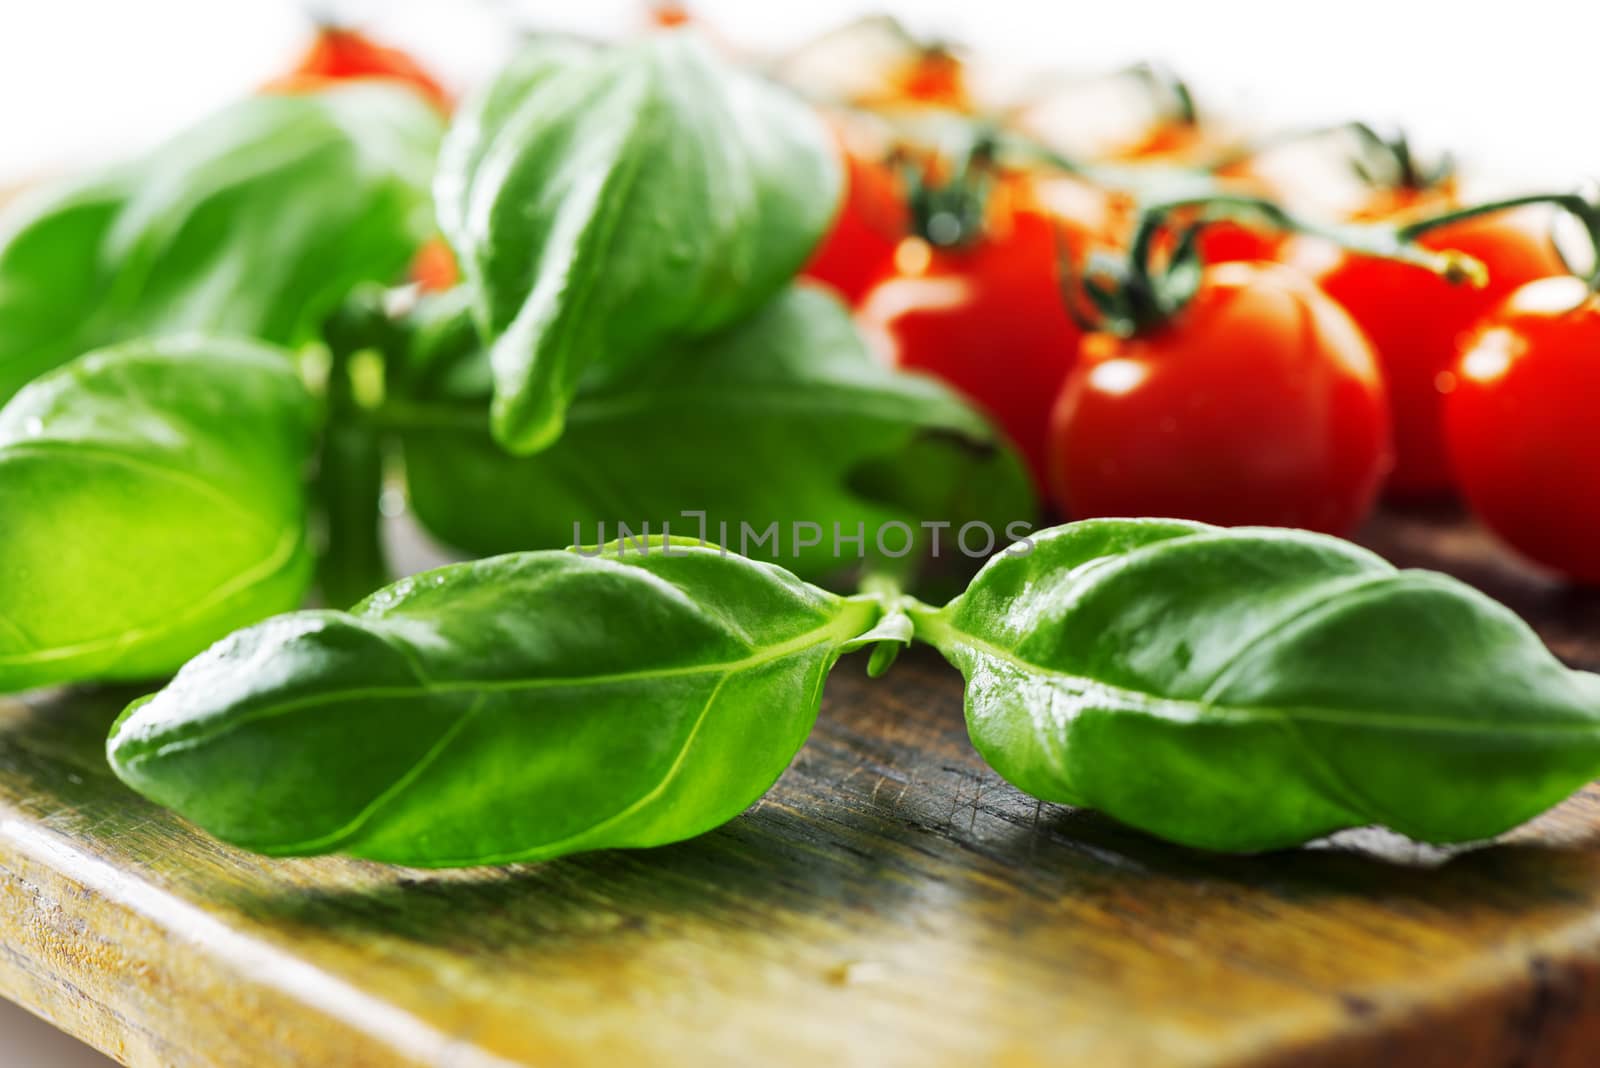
887;47;969;110
647;3;695;29
857;183;1107;491
1048;261;1391;533
802;146;906;305
265;27;450;111
850;45;972;113
410;236;459;293
1191;218;1284;265
1445;276;1600;582
1137;205;1285;267
1285;205;1565;497
1187;162;1293;264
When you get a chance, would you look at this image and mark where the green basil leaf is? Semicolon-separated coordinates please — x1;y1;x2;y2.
107;542;881;866
397;286;1035;584
0;84;441;404
0;336;316;692
0;173;130;403
913;518;1600;851
436;31;841;454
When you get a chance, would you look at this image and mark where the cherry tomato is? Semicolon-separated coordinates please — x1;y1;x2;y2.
857;181;1107;491
1445;276;1600;582
265;26;450;112
1048;261;1391;533
1285;205;1565;497
410;236;459;293
802;144;907;305
883;46;969;111
646;2;695;30
848;43;971;113
1191;217;1283;265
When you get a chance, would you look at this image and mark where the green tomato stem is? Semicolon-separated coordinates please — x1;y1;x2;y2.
1130;193;1485;285
1394;192;1600;291
1069;192;1489;340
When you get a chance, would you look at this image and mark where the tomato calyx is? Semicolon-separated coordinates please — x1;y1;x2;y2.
902;128;1000;249
1346;123;1455;195
1062;213;1204;338
1063;193;1486;338
1119;61;1199;129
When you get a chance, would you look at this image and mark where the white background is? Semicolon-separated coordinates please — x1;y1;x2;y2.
0;1;1596;1064
3;0;1600;183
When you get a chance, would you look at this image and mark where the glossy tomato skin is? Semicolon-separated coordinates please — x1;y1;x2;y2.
802;147;906;305
1286;206;1565;498
1445;277;1600;583
1195;219;1284;265
856;190;1102;492
1048;262;1391;534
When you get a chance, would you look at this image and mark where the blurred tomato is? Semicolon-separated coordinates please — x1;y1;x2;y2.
1285;205;1565;497
1445;276;1600;582
646;2;695;29
264;26;450;112
803;142;907;305
410;237;459;293
857;179;1110;490
875;45;970;111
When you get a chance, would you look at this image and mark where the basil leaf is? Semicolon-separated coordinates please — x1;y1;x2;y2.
0;173;129;402
436;31;840;454
398;286;1035;584
107;543;881;866
913;518;1600;851
0;84;440;403
0;337;316;692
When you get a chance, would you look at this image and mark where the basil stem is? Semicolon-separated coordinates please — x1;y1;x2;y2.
112;518;1600;863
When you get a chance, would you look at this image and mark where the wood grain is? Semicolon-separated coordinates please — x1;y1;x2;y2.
5;505;1600;1067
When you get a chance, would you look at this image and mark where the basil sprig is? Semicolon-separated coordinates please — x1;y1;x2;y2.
111;521;1600;865
0;84;441;404
1;28;1590;867
436;32;841;455
0;31;1007;696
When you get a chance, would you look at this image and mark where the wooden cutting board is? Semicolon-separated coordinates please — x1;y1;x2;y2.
5;506;1600;1068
